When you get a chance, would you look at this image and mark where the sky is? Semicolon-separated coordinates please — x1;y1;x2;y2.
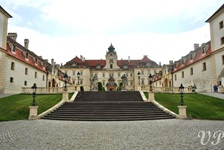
0;0;224;65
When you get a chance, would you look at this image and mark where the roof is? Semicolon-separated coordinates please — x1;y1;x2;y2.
173;41;211;72
206;4;224;22
64;55;159;69
0;6;12;18
6;36;46;72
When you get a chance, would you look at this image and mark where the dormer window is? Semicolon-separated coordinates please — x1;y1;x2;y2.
190;53;193;60
25;52;29;59
11;42;16;53
35;58;38;64
71;62;77;67
202;47;206;54
181;59;184;65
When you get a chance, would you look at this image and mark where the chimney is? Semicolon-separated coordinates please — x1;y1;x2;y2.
24;39;29;49
159;62;161;66
128;56;130;62
169;60;173;65
45;59;49;62
194;43;199;50
8;33;17;41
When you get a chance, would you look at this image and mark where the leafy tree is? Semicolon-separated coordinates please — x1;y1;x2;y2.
98;82;103;91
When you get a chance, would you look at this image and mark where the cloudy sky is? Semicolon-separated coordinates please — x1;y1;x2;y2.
1;0;223;65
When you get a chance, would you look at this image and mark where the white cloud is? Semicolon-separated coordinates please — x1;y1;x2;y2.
4;0;223;65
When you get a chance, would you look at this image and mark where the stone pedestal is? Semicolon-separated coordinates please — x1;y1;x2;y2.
62;91;69;101
29;106;39;120
178;106;187;119
148;92;155;101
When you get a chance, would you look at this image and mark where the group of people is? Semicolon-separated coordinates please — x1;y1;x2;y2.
187;84;197;92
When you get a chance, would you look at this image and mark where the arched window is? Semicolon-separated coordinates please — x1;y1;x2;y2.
110;64;113;69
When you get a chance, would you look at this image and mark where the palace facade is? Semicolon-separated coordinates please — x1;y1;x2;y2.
61;44;162;91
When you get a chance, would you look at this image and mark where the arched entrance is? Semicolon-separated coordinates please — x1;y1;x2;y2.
106;77;117;91
52;79;56;87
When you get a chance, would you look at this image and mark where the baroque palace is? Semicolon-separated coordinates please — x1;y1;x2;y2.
0;4;224;94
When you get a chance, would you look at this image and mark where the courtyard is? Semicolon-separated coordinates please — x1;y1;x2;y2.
0;119;224;149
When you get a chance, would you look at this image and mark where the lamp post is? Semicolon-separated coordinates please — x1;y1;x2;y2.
63;73;68;91
148;73;153;92
77;71;80;85
137;71;141;85
29;83;39;120
179;83;184;106
31;83;37;106
178;83;187;119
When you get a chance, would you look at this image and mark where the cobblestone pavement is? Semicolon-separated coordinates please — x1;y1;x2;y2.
0;119;224;150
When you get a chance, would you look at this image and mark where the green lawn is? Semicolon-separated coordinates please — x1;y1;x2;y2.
154;93;224;120
0;94;64;121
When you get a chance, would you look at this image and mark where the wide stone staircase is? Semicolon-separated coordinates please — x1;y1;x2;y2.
42;91;175;121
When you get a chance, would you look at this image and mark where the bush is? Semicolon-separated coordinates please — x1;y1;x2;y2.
98;82;103;91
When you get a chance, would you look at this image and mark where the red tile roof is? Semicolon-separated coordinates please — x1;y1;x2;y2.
64;55;159;69
6;37;46;72
173;41;211;72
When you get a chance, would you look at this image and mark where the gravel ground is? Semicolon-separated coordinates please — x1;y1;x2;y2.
0;119;224;150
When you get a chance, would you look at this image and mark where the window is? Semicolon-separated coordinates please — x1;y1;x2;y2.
35;58;38;64
11;43;15;52
182;71;184;78
109;59;113;63
175;74;177;81
80;80;83;85
11;62;15;70
141;71;144;75
181;59;184;65
202;62;206;71
43;75;45;81
202;47;206;54
25;53;29;59
141;79;144;85
130;81;133;86
110;64;113;69
80;71;83;75
220;21;223;29
118;73;120;77
73;71;75;75
103;82;105;86
35;72;37;78
190;54;193;60
10;77;14;83
222;55;224;65
190;68;193;75
24;81;27;86
103;73;105;77
221;37;224;45
130;73;133;77
25;68;28;75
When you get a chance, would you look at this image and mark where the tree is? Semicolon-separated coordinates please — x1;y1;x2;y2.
98;82;103;91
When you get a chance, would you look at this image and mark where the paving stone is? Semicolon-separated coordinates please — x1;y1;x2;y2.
0;119;224;149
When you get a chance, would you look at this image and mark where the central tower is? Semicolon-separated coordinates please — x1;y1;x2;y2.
103;44;120;70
